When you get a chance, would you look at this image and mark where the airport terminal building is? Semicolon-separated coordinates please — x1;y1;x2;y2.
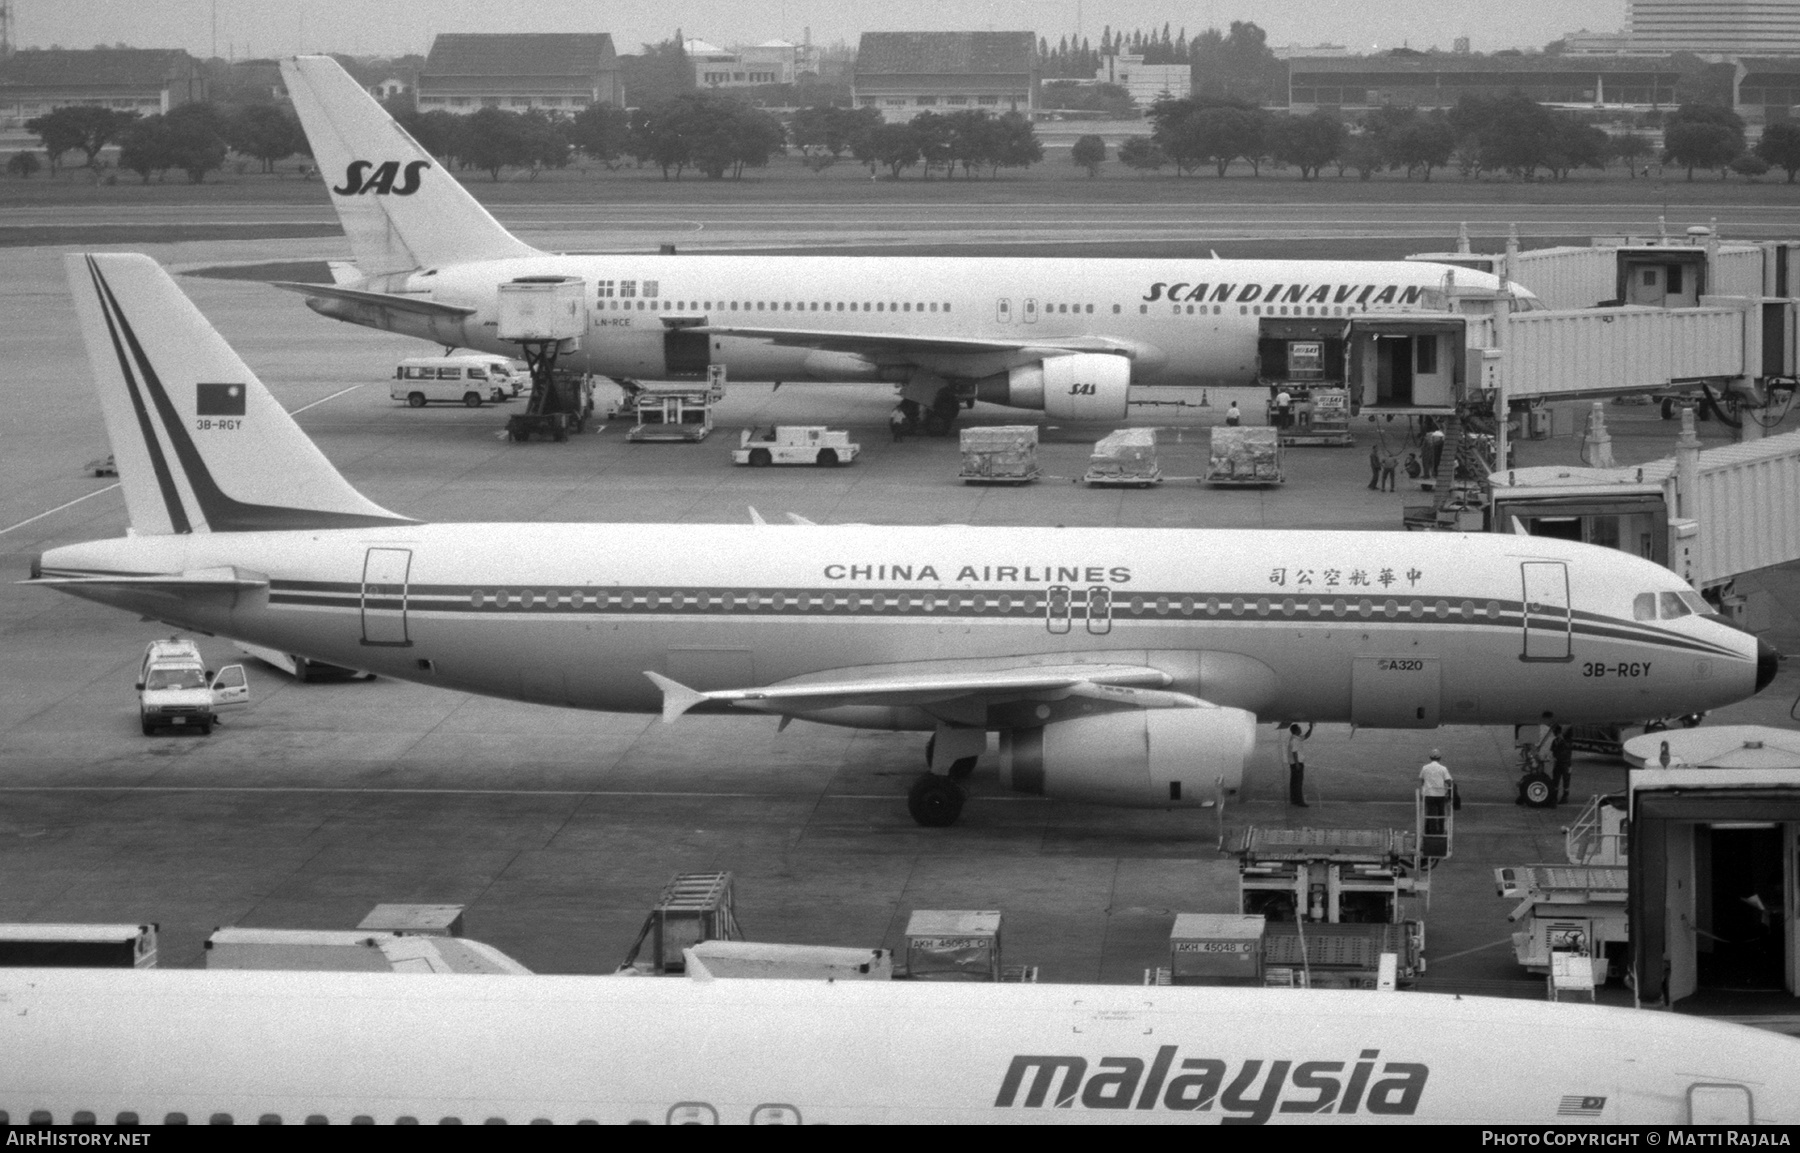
853;31;1039;122
0;47;206;129
1287;54;1686;113
415;33;622;115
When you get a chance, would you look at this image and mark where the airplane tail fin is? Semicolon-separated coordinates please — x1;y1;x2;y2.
279;55;540;276
66;253;414;535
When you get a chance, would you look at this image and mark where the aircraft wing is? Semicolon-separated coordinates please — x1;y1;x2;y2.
22;566;269;593
270;282;477;320
646;663;1188;724
694;324;1146;361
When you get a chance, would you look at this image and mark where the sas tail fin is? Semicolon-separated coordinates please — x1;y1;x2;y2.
279;55;540;276
66;253;413;535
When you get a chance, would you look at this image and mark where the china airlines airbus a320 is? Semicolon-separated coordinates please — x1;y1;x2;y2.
29;255;1775;825
273;56;1537;434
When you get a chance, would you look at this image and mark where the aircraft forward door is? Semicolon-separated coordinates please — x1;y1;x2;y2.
361;547;412;646
1023;298;1039;324
997;298;1014;324
1520;562;1572;661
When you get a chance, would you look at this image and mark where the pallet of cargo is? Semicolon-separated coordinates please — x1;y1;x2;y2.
1083;428;1162;488
958;426;1039;485
1204;426;1283;485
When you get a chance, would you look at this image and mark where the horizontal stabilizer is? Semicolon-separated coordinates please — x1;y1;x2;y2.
271;282;476;319
23;566;269;593
647;663;1176;719
644;672;711;724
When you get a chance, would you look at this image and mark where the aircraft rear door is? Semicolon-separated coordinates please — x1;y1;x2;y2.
361;547;412;646
1520;561;1572;661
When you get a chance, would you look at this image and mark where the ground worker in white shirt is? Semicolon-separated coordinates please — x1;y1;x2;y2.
1419;749;1454;824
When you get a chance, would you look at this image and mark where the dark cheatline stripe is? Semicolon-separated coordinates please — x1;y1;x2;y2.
88;258;191;534
265;577;1742;657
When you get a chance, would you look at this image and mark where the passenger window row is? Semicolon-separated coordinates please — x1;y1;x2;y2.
599;299;954;314
462;587;1503;622
5;1109;591;1125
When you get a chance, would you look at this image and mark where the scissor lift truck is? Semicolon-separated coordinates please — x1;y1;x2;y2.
1232;824;1431;987
627;387;716;443
1494;794;1630;985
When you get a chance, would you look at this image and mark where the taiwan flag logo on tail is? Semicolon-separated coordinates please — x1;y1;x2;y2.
196;382;247;416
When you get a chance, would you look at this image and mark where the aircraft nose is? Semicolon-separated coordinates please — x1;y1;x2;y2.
1756;638;1781;694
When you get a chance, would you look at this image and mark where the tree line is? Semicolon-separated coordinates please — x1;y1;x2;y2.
1076;94;1800;183
16;101;306;183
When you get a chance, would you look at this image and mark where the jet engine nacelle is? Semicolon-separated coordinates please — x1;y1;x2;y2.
985;353;1132;421
998;706;1258;807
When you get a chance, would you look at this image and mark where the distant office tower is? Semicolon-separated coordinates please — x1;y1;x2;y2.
1629;0;1800;55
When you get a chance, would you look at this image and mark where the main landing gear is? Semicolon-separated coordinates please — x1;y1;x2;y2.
908;735;980;827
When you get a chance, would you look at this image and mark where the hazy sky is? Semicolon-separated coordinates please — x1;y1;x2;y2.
14;0;1629;59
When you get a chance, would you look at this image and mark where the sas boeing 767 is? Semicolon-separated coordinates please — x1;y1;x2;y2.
27;255;1776;825
274;55;1535;435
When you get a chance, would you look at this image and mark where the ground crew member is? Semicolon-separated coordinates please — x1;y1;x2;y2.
1419;749;1453;825
889;407;908;442
1225;401;1241;427
1380;451;1399;492
1273;389;1291;428
1368;444;1382;489
1550;725;1574;804
1283;722;1314;807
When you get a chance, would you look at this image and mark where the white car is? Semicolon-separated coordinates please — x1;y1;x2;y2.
136;640;250;735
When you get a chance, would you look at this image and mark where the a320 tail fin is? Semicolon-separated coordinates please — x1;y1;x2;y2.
280;55;540;276
66;253;414;535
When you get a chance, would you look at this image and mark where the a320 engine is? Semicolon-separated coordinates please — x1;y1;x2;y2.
979;353;1131;421
997;705;1258;807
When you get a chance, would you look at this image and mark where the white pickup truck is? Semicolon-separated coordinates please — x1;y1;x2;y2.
732;426;860;467
136;639;250;735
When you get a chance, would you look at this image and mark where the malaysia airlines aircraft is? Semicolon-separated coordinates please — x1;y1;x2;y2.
275;56;1535;433
2;968;1794;1125
27;255;1777;825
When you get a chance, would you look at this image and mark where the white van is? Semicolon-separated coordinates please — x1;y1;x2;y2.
392;356;525;407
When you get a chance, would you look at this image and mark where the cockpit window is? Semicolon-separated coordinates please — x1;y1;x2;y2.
1659;591;1692;619
1633;593;1657;621
1679;590;1711;616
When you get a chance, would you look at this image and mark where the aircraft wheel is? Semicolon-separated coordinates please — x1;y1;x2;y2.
749;449;772;467
407;392;426;408
816;448;838;467
292;656;312;684
947;755;978;781
1660;398;1675;420
908;774;966;827
1520;772;1556;808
